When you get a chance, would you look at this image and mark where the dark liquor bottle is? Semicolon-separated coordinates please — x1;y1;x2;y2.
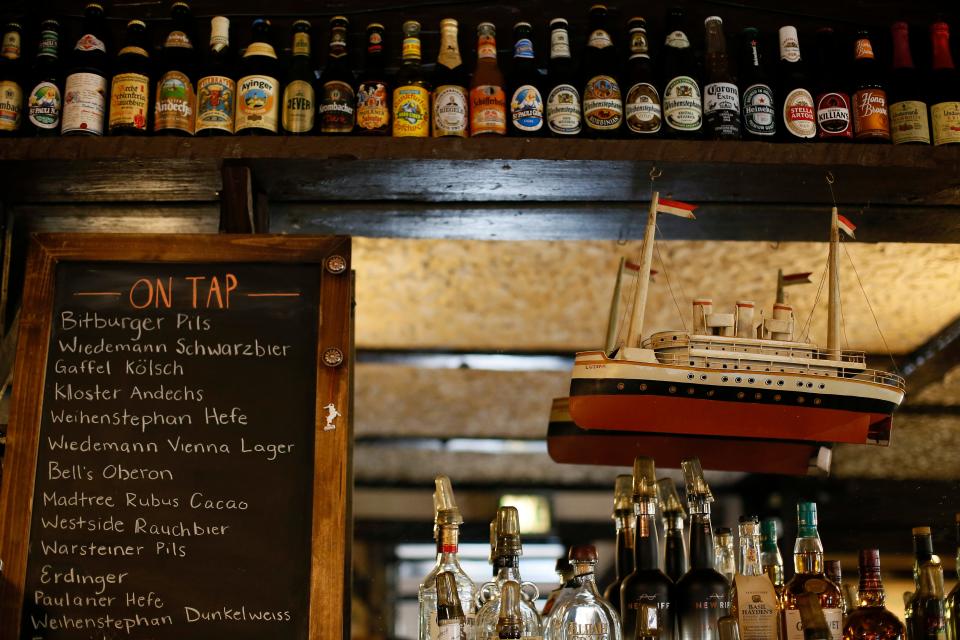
946;514;959;639
431;19;468;137
603;474;635;613
508;22;545;136
470;22;505;137
730;516;779;639
930;21;960;146
393;20;430;137
581;4;623;137
912;562;947;640
661;7;702;138
25;19;62;136
658;477;689;583
851;29;890;142
624;17;661;136
436;571;468;640
195;17;235;136
235;18;280;135
905;526;940;637
759;518;784;597
498;581;523;640
319;16;355;134
777;26;816;141
813;28;853;141
155;1;197;136
703;16;739;139
0;22;24;135
109;20;151;135
842;550;905;640
888;22;930;145
675;459;731;640
282;20;315;135
824;560;847;618
545;18;581;137
62;3;108;136
621;458;674;640
738;28;775;140
356;23;390;135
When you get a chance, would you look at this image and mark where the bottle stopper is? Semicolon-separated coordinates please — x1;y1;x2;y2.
433;475;463;527
631;457;658;504
613;474;635;513
496;506;522;555
657;478;686;517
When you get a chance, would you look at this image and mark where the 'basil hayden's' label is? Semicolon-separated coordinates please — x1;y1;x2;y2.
546;84;581;135
625;82;661;133
704;81;740;136
783;87;816;138
742;83;775;136
583;75;622;130
663;75;702;131
510;84;543;132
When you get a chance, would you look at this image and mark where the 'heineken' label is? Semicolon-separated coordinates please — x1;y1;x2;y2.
235;74;279;133
625;82;661;133
583;75;622;130
889;100;930;144
433;84;468;137
470;84;506;135
282;79;315;133
195;75;235;133
392;85;429;137
782;87;816;138
320;80;355;133
815;91;851;138
154;70;195;134
931;101;960;146
546;84;581;135
663;75;702;131
28;81;61;129
109;72;149;131
0;81;22;131
356;81;390;131
510;84;543;132
742;83;775;136
704;81;740;137
62;72;106;135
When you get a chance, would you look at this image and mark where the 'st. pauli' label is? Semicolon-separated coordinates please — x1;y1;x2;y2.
235;74;279;133
852;89;889;139
393;85;429;137
356;81;390;131
625;82;661;133
783;607;843;640
470;85;506;135
704;81;740;136
583;75;622;130
546;84;581;135
109;72;149;131
62;72;106;135
28;81;61;129
154;70;195;133
0;81;22;131
889;100;930;144
815;92;852;138
782;88;816;138
931;101;960;146
195;75;235;133
320;80;355;133
282;79;315;133
510;85;543;132
742;83;775;136
663;75;702;131
433;84;468;136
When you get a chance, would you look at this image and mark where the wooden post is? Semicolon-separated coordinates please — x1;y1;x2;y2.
220;161;270;233
827;206;841;359
624;192;659;352
604;257;626;354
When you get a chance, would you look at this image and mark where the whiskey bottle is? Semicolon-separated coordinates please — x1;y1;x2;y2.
545;545;622;640
432;19;468;137
356;23;390;135
730;516;779;640
438;571;469;640
760;519;785;597
393;20;430;137
62;3;108;136
499;582;524;640
825;561;846;618
542;557;574;617
581;4;623;137
603;474;636;613
195;17;236;136
716;528;736;584
624;16;661;136
319;16;356;134
470;22;506;136
545;18;581;137
781;502;844;640
851;29;890;141
0;21;24;135
842;549;904;640
888;22;930;145
798;592;834;640
508;22;545;136
282;20;316;135
658;477;689;583
25;19;62;136
154;1;197;136
109;20;151;135
777;26;816;141
906;527;941;637
235;18;280;135
946;514;959;640
703;16;740;139
661;7;702;137
929;21;960;146
912;562;947;640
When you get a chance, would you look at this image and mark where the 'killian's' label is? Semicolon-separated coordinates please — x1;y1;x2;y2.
815;92;852;138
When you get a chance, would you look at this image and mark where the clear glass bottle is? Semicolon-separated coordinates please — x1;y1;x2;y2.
842;549;904;640
542;557;574;618
438;571;469;640
500;582;524;640
947;514;960;639
716;528;736;584
702;16;740;139
658;478;689;583
825;561;851;620
545;545;622;640
603;474;636;614
760;518;785;597
730;516;779;640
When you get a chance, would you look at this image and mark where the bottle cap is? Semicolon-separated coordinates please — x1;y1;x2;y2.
859;549;880;570
403;20;421;34
628;16;647;27
367;23;385;30
613;474;634;513
172;2;191;9
569;544;599;564
440;18;458;28
513;22;532;30
738;517;760;537
912;526;932;536
499;581;523;625
550;18;568;27
331;15;349;25
85;2;104;10
631;457;658;503
477;22;496;33
739;514;758;523
435;571;463;609
128;19;146;28
496;506;522;555
716;527;733;536
704;16;723;25
681;458;713;503
825;559;842;582
433;475;463;527
797;502;818;527
590;4;608;12
292;19;311;29
656;478;686;516
742;27;759;37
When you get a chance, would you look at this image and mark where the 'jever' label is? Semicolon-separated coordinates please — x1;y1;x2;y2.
195;75;235;133
583;75;622;130
154;71;195;134
109;72;149;131
742;84;775;136
663;75;702;132
852;88;889;139
815;92;852;138
320;80;355;133
704;81;740;136
356;81;390;131
62;72;106;135
783;607;843;640
28;81;61;129
282;79;315;133
433;84;468;136
470;85;506;135
625;82;661;133
890;100;930;144
782;88;816;138
547;84;581;135
0;80;22;131
931;101;960;146
392;85;429;137
236;74;279;133
510;85;543;132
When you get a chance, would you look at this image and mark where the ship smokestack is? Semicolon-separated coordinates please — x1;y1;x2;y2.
771;303;794;341
693;299;712;334
735;301;755;339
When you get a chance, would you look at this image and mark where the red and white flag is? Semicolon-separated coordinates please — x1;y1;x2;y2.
781;272;812;286
837;214;857;239
656;198;697;219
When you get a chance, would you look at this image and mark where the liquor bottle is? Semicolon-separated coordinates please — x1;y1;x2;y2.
929;21;960;146
602;474;635;612
730;516;780;640
842;550;905;640
661;7;702;138
738;28;775;140
716;528;736;584
912;562;947;640
195;17;235;136
888;22;930;144
508;22;545;136
62;3;108;136
825;561;847;618
432;19;468;137
470;22;506;137
356;23;390;135
813;28;853;141
851;29;890;142
499;582;524;640
658;477;689;583
798;592;834;640
542;557;574;617
781;502;844;640
419;476;477;640
906;527;941;637
581;5;622;137
109;20;151;135
437;571;469;640
236;18;280;135
760;519;785;597
320;16;355;134
25;19;62;136
544;18;580;137
624;16;661;136
620;457;674;640
946;514;959;640
0;22;24;135
393;20;430;137
719;617;742;640
675;458;731;640
545;545;622;640
155;1;196;136
777;26;816;141
703;16;740;139
282;20;316;135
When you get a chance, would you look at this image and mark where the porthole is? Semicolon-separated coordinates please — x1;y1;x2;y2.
687;388;695;395
617;382;625;391
722;364;728;369
639;383;648;391
814;398;822;405
747;378;755;384
735;377;742;383
765;379;772;385
737;392;745;399
707;390;715;397
687;373;695;381
700;375;708;381
797;396;805;404
807;382;814;389
774;394;782;401
777;380;784;387
668;386;677;394
754;392;762;400
690;361;695;366
671;336;677;341
721;376;729;383
819;384;825;389
797;382;804;388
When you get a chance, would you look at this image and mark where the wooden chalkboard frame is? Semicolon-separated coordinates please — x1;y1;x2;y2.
0;233;353;640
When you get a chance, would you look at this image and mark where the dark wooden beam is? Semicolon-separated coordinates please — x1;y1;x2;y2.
900;315;960;400
219;162;269;233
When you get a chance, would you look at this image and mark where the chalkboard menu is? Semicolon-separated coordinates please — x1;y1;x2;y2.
0;235;353;640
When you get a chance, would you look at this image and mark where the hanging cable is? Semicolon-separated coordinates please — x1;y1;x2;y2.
653;224;689;332
842;243;902;376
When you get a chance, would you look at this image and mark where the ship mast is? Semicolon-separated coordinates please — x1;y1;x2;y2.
624;192;659;352
776;269;785;304
827;206;841;359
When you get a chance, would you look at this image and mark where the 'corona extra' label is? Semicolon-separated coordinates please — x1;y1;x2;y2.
320;80;355;133
282;79;315;133
931;101;960;146
625;82;661;133
663;75;702;132
235;74;279;133
470;84;506;136
109;72;149;131
890;100;930;144
392;85;429;137
704;81;740;137
510;85;543;132
782;88;816;138
742;84;775;136
546;84;581;135
28;81;61;129
356;81;390;131
583;75;622;131
62;72;106;135
852;88;889;139
0;81;22;131
154;70;195;134
432;85;468;137
195;75;235;133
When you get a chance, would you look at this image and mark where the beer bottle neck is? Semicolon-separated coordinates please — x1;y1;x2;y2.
891;24;914;69
628;27;650;60
402;35;422;63
437;25;462;68
2;29;21;61
329;25;347;59
854;36;875;61
689;512;716;570
36;26;58;60
549;27;571;60
293;32;310;58
858;566;886;607
477;33;497;60
513;35;534;60
633;507;661;571
209;17;229;54
932;26;955;70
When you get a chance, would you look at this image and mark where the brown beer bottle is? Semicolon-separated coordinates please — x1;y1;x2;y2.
930;21;960;146
108;20;151;135
581;4;623;137
889;22;930;145
470;22;506;136
813;28;853;141
851;29;890;142
282;20;316;135
0;22;25;136
355;23;390;135
319;16;355;134
154;1;197;136
703;16;740;139
624;17;661;136
777;26;816;141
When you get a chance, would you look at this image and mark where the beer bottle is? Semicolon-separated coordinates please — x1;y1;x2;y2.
470;22;506;137
545;18;581;137
62;3;108;136
195;17;235;137
0;22;25;136
582;4;623;137
155;1;196;136
508;22;545;136
930;21;960;146
738;28;776;140
703;16;739;139
889;22;930;145
319;16;355;134
356;23;390;135
392;20;430;137
624;17;661;136
813;28;852;141
851;29;890;142
108;20;151;135
661;7;702;138
777;26;816;141
25;19;62;136
282;20;315;135
432;19;468;137
235;18;280;135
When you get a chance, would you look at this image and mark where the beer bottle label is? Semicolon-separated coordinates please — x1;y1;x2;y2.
815;92;852;138
392;85;430;137
510;85;543;132
2;31;20;59
470;84;506;135
74;33;106;53
402;37;421;60
665;30;690;48
890;100;930;144
37;29;58;57
742;83;775;136
588;30;613;49
165;30;193;49
704;81;740;136
782;88;816;138
852;88;889;140
109;72;149;131
550;29;571;58
514;39;534;59
782;608;843;640
283;79;315;133
320;80;355;133
293;32;310;57
356;81;390;131
236;74;279;133
546;84;581;135
583;75;622;130
663;75;702;131
931;101;960;146
625;82;661;133
28;81;61;129
62;72;107;135
0;81;22;131
432;84;468;137
195;75;236;133
155;71;196;134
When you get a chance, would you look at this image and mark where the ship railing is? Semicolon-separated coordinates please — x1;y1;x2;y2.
643;336;868;364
